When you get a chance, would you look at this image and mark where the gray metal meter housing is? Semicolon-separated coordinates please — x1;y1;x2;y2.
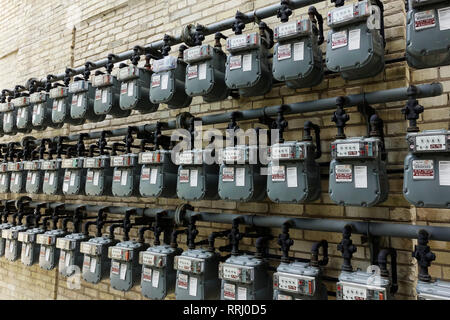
273;261;327;300
30;91;53;131
56;233;89;277
1;101;18;135
24;160;44;194
0;163;11;193
218;146;267;202
84;156;113;196
329;136;389;207
176;149;220;201
139;150;178;198
174;249;221;300
406;0;450;69
49;87;83;126
150;55;192;109
403;129;450;208
336;270;392;300
225;32;273;97
3;225;28;262
326;0;385;80
0;222;13;256
140;244;182;300
42;159;64;195
36;229;66;270
273;18;323;88
111;154;140;197
417;279;450;300
92;73;130;118
69;79;105;122
9;161;27;194
18;227;45;266
108;241;146;291
219;254;272;300
184;44;229;102
13;96;33;132
267;141;321;203
80;236;117;284
117;65;158;114
61;157;86;196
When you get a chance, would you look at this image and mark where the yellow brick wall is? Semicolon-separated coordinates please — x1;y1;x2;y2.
0;0;447;300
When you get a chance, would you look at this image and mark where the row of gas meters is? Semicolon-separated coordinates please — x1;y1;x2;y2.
0;0;449;134
0;202;446;301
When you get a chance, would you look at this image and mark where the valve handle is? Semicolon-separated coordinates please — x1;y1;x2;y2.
277;0;293;23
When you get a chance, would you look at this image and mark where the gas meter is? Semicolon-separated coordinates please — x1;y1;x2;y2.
42;158;64;195
62;157;86;196
84;155;113;196
326;0;385;80
0;160;10;194
174;249;221;300
24;160;43;194
49;85;83;126
140;244;181;300
56;233;89;277
30;90;53;131
404;129;450;207
3;225;28;262
1;96;17;135
150;46;192;109
184;35;230;102
18;227;45;266
267;121;322;203
8;160;26;194
336;270;392;300
0;221;13;257
108;241;146;291
218;145;267;202
36;229;66;270
219;254;272;300
406;0;450;69
176;149;220;201
92;72;130;118
225;21;273;97
13;95;33;132
80;236;117;284
111;153;140;197
417;279;450;300
273;7;324;88
139;149;177;198
69;76;105;123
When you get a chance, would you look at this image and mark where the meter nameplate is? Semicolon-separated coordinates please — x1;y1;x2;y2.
151;56;177;73
274;19;312;40
330;4;354;24
109;247;132;261
276;21;298;39
335;164;353;182
30;92;47;103
49;87;68;99
7;162;23;171
342;284;368;300
271;145;303;160
220;148;247;163
414;135;447;151
177;257;192;271
183;45;213;63
42;160;59;170
139;151;164;164
12;97;30;107
178;151;194;165
328;1;371;27
415;10;436;30
141;252;166;267
117;65;140;81
84;158;106;168
61;158;82;169
93;74;113;87
222;265;241;281
18;232;34;243
80;242;101;255
56;238;75;250
278;275;299;292
3;229;17;240
68;80;88;93
336;143;363;157
111;155;135;167
36;234;54;245
0;102;14;112
227;33;260;51
412;160;435;180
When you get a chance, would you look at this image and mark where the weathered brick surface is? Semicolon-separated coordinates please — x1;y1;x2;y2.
0;0;448;300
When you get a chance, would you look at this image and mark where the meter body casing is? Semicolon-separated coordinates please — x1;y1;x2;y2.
267;141;321;203
56;233;89;277
184;44;229;102
30;92;53;130
139;150;178;198
84;156;113;196
174;249;221;300
13;96;33;132
225;32;273;97
42;159;64;195
406;0;450;69
326;0;385;80
150;55;192;109
18;227;45;266
140;245;182;300
62;158;86;196
111;154;140;197
0;162;11;193
92;74;130;118
80;236;118;284
219;254;272;300
404;129;450;208
417;279;450;300
218;146;267;202
50;87;83;126
1;101;17;134
9;161;26;194
24;160;43;194
118;65;158;114
273;261;328;300
37;229;66;270
3;225;28;262
329;136;388;207
69;79;105;122
176;149;220;201
108;241;146;291
336;270;392;300
273;18;323;88
0;223;13;256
